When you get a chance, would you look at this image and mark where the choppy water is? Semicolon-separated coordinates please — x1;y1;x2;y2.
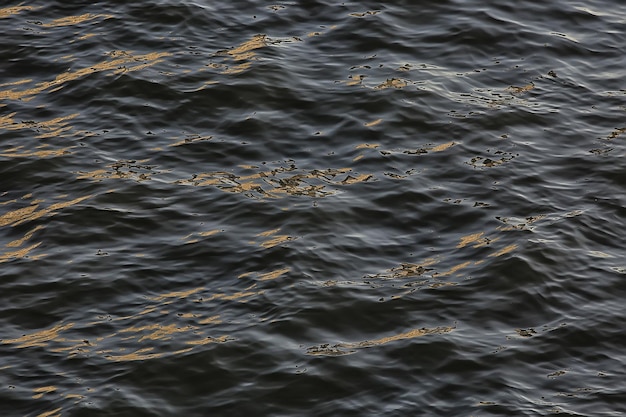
1;1;625;416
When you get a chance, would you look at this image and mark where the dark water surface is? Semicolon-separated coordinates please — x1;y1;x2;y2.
1;1;625;416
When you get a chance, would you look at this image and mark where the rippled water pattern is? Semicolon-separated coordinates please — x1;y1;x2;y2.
1;1;625;416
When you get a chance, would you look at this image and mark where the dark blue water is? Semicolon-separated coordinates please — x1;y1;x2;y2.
1;1;625;416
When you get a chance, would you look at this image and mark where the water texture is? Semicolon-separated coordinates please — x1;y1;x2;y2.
1;1;625;416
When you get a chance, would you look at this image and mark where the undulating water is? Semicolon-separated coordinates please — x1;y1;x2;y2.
1;1;625;416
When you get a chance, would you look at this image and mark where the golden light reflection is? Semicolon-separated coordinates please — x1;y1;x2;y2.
353;143;380;161
489;244;518;258
209;34;269;75
36;408;62;417
0;5;39;18
258;267;291;281
259;233;295;249
103;347;161;362
149;287;204;303
0;204;39;227
221;62;253;75
256;228;278;237
228;35;267;60
119;323;193;342
2;323;74;348
175;166;373;199
0;51;170;102
430;141;456;152
198;315;222;325
0;213;44;263
239;267;292;283
365;219;529;295
364;326;454;346
169;134;213;147
251;229;296;249
374;259;438;279
6;225;42;248
183;229;222;244
457;232;484;248
21;196;91;226
307;325;454;356
42;13;112;27
19;283;244;362
76;33;97;41
456;232;496;249
77;160;155;182
0;242;42;264
185;335;230;346
210;290;262;302
506;83;535;94
0;195;91;263
356;143;380;150
0;79;32;88
346;74;365;86
341;173;372;184
375;78;408;89
0;145;72;158
0;112;79;138
32;386;57;400
380;140;459;158
434;261;473;277
364;118;382;127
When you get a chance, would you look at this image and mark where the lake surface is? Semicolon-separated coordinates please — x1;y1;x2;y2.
1;1;625;416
